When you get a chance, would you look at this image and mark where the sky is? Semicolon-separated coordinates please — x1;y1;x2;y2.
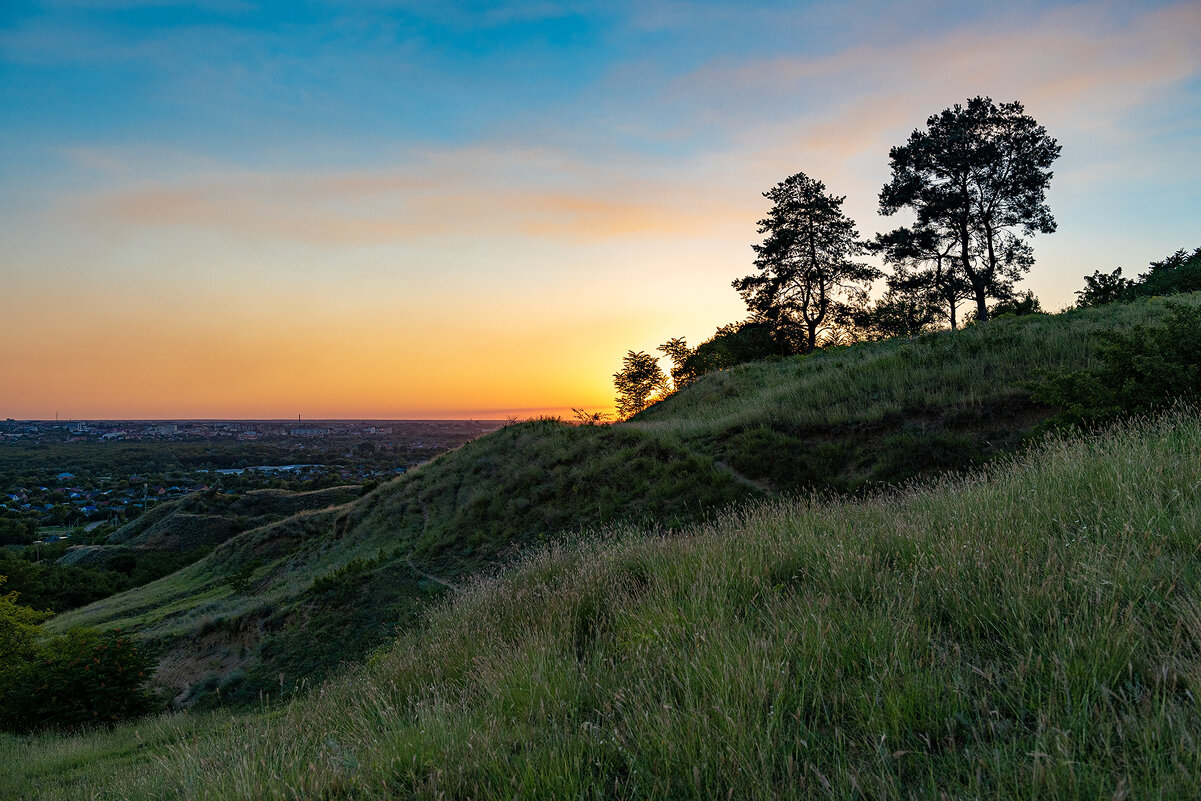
1;0;1199;420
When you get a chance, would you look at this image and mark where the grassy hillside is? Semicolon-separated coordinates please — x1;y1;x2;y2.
59;485;361;569
44;297;1194;707
47;424;752;705
7;406;1200;799
629;299;1180;489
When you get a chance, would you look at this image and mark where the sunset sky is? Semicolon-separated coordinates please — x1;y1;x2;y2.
2;0;1199;419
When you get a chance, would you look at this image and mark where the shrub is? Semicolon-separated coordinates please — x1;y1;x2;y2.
0;577;52;722
15;628;159;732
1033;301;1201;427
0;601;159;734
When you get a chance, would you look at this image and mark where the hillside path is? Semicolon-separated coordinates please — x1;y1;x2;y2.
406;556;459;593
713;460;775;495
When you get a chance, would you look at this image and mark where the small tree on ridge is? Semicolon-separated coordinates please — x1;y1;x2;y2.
734;172;879;353
613;351;667;419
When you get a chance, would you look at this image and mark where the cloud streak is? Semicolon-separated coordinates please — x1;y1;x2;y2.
73;145;759;246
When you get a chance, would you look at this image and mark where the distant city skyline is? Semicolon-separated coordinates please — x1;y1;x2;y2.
2;1;1199;418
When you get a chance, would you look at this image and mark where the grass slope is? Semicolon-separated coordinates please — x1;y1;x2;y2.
6;408;1201;799
630;299;1187;489
47;424;751;705
44;298;1195;706
58;485;362;568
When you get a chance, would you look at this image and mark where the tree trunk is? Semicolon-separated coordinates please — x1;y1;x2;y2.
973;282;989;322
958;213;982;322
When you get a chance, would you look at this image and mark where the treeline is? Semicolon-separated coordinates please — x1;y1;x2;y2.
611;95;1197;418
1075;246;1201;307
0;541;200;613
0;441;305;488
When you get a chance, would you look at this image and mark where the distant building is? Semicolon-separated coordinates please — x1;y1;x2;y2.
289;427;329;437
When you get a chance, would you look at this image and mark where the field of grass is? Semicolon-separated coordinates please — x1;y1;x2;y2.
635;299;1174;435
6;407;1200;799
38;297;1198;709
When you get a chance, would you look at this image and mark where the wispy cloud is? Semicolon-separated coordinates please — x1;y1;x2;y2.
4;0;1199;417
669;1;1200;130
72;145;758;246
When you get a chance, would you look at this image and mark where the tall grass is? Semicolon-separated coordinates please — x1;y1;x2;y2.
52;301;1188;646
10;407;1201;799
634;298;1190;438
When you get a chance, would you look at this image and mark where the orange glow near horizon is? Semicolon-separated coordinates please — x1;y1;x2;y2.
3;2;1198;420
0;235;744;419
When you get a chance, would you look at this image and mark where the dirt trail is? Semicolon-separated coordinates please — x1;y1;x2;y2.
405;556;459;592
713;460;775;496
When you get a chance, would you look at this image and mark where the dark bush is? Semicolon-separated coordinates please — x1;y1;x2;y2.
3;627;159;733
675;321;790;384
1075;247;1201;307
1033;301;1201;428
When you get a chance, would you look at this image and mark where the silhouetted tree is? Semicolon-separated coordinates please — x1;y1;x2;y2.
613;351;667;419
1074;247;1201;308
871;224;972;329
734;172;879;353
853;285;944;341
657;337;693;389
990;290;1043;317
1075;268;1135;308
880;97;1060;322
1140;246;1201;297
672;321;787;385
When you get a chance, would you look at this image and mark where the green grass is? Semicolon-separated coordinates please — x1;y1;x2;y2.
39;297;1200;710
634;300;1181;436
7;406;1201;799
46;420;753;703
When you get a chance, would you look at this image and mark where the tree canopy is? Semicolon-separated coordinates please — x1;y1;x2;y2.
734;172;879;353
1076;247;1201;308
0;576;158;733
613;351;668;419
879;97;1060;321
870;224;972;330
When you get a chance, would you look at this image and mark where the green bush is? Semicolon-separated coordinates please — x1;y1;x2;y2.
1033;301;1201;427
2;576;159;733
0;577;52;719
11;628;159;733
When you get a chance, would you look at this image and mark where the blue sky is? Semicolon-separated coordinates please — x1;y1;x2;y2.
2;1;1199;417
